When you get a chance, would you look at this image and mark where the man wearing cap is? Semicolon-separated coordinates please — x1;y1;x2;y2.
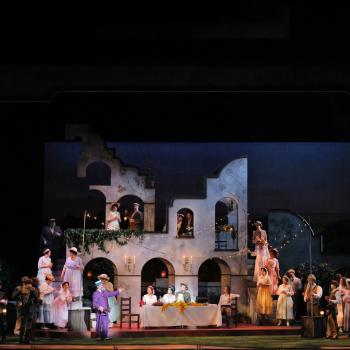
251;221;269;282
175;283;191;303
92;280;124;340
12;277;41;344
41;218;63;266
303;274;323;316
287;269;302;320
129;203;143;230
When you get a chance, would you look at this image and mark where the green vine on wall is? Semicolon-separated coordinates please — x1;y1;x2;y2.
64;228;144;254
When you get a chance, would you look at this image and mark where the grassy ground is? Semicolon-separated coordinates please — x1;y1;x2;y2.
2;335;350;348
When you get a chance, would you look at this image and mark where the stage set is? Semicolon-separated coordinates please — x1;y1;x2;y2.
2;126;349;349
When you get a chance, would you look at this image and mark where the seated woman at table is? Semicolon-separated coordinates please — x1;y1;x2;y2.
142;286;157;305
162;286;176;304
175;282;191;303
218;286;240;328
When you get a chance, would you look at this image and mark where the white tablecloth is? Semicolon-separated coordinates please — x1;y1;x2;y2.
140;304;222;328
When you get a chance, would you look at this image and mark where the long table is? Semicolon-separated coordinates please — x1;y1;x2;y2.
140;304;222;328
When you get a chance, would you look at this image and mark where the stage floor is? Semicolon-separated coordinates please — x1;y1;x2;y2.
34;324;301;338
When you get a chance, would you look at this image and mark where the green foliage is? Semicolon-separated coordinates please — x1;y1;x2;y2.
64;228;144;254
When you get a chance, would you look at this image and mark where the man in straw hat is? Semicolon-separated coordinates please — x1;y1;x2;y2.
129;203;143;230
92;280;124;340
97;274;120;327
303;273;323;316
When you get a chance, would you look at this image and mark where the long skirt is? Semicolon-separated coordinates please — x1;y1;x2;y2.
276;294;294;320
344;302;350;332
52;300;69;328
63;269;83;297
257;285;272;315
96;312;109;339
108;297;120;323
336;302;344;329
253;245;269;282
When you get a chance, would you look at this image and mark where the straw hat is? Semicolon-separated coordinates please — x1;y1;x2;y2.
254;221;262;227
180;282;188;290
98;274;110;281
69;247;78;254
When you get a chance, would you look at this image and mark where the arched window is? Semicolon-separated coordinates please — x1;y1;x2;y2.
198;258;231;304
83;258;117;306
109;195;144;230
215;198;238;250
141;258;175;300
176;208;194;238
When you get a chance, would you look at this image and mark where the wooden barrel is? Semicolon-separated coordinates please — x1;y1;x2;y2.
301;316;326;337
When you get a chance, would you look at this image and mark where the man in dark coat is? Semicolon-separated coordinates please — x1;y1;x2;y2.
41;218;63;265
0;280;8;342
12;277;41;344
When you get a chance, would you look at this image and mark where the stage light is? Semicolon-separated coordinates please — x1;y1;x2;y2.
86;271;92;278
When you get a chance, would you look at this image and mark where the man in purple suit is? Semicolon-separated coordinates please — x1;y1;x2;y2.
92;280;123;340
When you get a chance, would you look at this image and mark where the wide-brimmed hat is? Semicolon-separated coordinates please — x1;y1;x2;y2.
43;248;51;255
178;213;184;217
254;221;262;227
69;247;78;254
98;274;110;281
45;274;55;282
287;269;296;274
180;282;188;290
48;218;55;222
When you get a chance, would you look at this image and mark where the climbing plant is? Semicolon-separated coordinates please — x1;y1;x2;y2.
64;228;144;254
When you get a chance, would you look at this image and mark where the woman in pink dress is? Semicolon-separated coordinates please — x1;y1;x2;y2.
52;282;72;328
265;248;280;295
342;278;350;333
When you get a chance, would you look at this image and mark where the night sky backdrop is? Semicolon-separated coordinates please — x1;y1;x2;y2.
44;141;350;230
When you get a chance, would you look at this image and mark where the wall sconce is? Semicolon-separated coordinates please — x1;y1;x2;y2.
86;271;93;278
161;270;166;278
320;310;324;316
183;256;193;272
124;255;136;272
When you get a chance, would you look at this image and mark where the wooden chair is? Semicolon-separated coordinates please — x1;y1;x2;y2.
230;298;239;328
120;297;140;329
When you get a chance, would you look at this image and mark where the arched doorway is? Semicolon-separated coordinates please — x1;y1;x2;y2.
215;197;238;250
198;258;231;304
141;258;175;300
116;195;145;230
83;257;117;306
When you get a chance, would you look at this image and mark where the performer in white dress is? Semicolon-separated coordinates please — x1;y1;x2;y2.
142;286;157;305
252;221;269;282
60;247;83;299
37;249;53;286
38;274;55;329
52;282;72;328
106;203;121;231
276;276;294;326
162;286;176;304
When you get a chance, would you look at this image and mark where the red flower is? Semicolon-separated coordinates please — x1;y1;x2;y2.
139;300;145;307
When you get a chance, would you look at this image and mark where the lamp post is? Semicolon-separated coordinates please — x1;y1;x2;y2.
83;210;90;250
